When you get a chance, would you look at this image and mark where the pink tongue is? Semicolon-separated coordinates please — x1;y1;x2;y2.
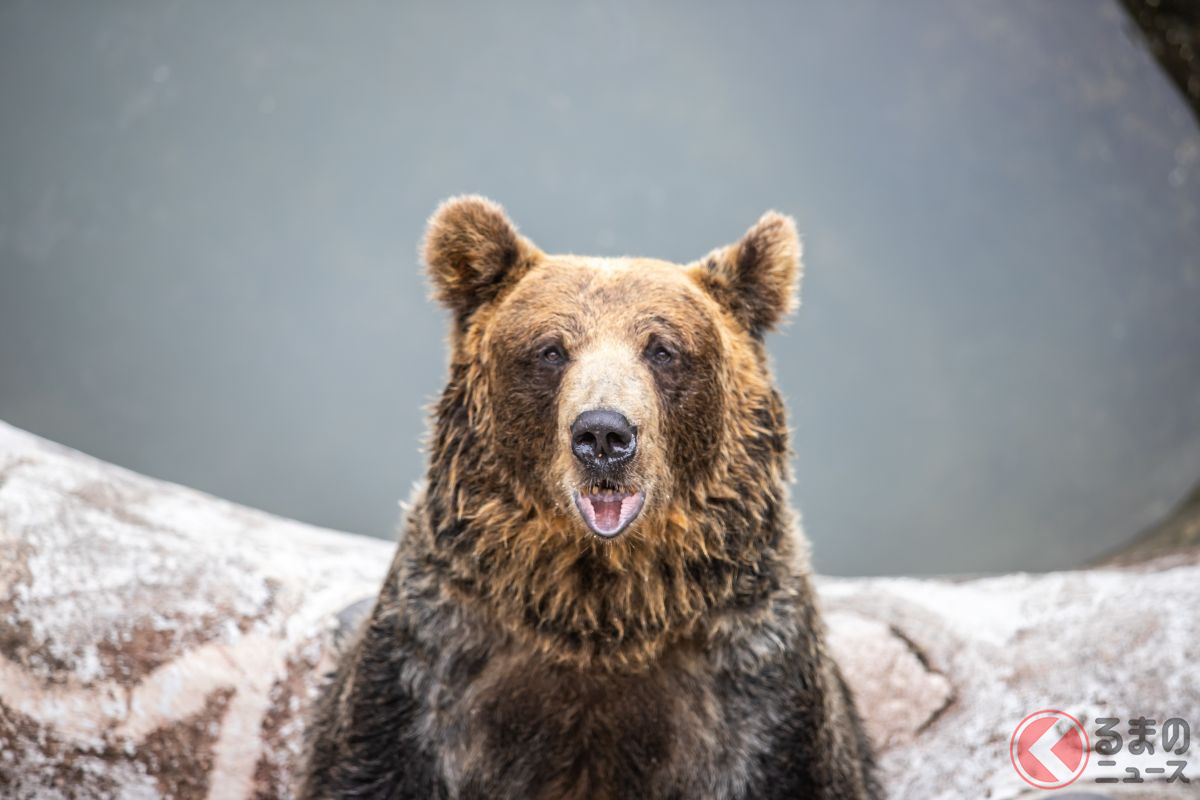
591;496;623;530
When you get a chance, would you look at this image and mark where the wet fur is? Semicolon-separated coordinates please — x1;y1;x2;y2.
299;197;880;799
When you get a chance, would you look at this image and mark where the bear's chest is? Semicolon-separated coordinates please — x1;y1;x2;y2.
437;653;736;800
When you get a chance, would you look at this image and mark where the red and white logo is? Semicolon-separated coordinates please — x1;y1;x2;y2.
1010;710;1089;789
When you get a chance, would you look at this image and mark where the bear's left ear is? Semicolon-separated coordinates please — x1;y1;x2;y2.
694;211;802;338
423;195;542;322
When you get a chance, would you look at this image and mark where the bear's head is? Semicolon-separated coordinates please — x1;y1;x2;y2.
420;196;802;666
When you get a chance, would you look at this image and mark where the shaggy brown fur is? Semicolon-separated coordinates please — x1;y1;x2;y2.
299;197;880;799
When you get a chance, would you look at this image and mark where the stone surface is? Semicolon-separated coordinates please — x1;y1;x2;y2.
0;422;392;798
1;420;1197;798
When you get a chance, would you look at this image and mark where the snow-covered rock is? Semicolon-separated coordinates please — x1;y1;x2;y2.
1;421;1197;798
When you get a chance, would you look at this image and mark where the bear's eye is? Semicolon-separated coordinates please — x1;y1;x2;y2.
646;342;674;367
540;344;567;366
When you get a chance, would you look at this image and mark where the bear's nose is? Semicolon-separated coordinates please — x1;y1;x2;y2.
571;410;637;469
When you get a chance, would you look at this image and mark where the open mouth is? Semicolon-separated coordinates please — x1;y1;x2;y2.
572;481;646;538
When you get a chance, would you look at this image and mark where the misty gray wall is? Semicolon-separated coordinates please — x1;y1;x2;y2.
2;1;1198;576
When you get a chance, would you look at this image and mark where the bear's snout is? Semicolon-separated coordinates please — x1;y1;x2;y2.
570;409;637;470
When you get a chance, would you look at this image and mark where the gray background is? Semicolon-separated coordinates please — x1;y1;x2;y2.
2;1;1198;576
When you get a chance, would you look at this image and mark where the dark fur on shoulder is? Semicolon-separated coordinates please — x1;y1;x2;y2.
299;197;880;800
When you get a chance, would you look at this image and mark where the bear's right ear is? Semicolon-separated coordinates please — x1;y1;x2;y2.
422;195;542;321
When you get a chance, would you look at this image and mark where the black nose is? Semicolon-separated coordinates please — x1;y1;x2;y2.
571;409;637;469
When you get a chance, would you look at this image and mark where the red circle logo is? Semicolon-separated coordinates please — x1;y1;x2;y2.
1010;710;1089;789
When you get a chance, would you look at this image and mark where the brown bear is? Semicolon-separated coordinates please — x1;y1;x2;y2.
299;197;879;799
